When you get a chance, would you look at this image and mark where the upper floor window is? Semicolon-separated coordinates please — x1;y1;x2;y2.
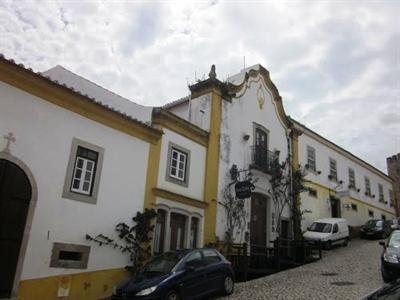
378;184;384;203
306;146;316;172
389;190;394;207
365;177;371;197
348;168;356;189
329;158;337;181
166;142;190;187
71;147;98;195
63;138;104;204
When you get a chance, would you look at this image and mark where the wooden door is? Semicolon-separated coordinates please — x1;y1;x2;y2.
0;159;32;298
330;197;341;218
170;213;186;250
250;194;267;246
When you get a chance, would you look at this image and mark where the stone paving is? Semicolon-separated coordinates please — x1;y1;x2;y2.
216;239;384;300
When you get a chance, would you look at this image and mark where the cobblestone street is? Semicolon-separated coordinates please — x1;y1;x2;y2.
217;239;384;300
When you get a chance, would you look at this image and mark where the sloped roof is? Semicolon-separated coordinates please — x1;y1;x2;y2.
162;95;190;109
0;54;160;135
42;65;152;122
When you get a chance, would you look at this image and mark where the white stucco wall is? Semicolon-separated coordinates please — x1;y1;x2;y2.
216;72;291;244
188;94;211;132
0;81;150;280
167;102;189;120
298;131;395;228
157;128;206;201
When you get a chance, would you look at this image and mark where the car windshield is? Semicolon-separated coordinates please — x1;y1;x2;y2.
365;220;382;227
389;232;400;248
309;222;332;233
143;252;182;274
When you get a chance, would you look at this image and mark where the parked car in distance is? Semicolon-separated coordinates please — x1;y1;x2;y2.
360;219;392;239
391;218;400;230
380;230;400;283
303;218;349;249
111;248;234;300
360;278;400;299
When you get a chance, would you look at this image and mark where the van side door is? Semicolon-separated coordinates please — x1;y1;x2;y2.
332;223;339;243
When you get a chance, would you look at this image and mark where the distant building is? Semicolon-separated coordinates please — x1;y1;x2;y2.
387;153;400;216
293;120;395;230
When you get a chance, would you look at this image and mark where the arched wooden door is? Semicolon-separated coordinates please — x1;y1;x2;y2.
0;159;32;298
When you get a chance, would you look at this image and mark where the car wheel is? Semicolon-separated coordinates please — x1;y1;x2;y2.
165;290;180;300
343;238;349;247
221;275;234;296
325;241;332;250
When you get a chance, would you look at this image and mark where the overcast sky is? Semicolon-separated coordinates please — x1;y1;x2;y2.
1;0;399;172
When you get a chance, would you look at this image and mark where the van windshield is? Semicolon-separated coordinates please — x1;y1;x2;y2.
309;222;332;233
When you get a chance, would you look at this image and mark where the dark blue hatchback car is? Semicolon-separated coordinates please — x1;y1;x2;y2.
111;248;234;300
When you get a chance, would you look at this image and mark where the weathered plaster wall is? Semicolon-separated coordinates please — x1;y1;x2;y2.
216;72;290;244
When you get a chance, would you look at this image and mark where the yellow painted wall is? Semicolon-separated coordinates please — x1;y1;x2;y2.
302;182;396;228
18;268;128;300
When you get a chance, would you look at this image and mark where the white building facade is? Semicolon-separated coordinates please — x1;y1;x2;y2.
294;121;396;230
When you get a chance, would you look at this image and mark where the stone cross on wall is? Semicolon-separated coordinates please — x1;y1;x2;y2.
3;132;16;153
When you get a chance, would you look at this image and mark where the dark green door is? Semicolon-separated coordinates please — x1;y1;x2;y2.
0;159;32;297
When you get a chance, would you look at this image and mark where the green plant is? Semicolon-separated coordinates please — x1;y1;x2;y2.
86;208;157;275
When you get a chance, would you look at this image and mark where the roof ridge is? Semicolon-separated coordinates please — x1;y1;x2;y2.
163;95;190;108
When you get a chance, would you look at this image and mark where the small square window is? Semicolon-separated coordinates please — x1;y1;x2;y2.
351;204;357;211
50;242;90;269
308;188;318;198
368;210;374;218
166;142;190;187
63;138;104;204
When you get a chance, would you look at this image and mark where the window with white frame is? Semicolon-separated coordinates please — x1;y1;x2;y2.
71;147;98;195
170;148;187;181
63;138;104;204
348;168;356;189
329;158;337;181
365;177;371;197
378;184;384;203
166;142;191;187
306;146;316;172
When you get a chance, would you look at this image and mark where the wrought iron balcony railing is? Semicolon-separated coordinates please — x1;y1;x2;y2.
250;146;279;174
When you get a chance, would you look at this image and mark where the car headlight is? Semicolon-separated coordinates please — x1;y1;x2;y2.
383;253;398;264
136;286;157;296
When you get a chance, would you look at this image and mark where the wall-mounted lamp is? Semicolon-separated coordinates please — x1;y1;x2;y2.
243;134;250;141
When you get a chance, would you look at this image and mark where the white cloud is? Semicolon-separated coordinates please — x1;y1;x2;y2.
0;0;399;171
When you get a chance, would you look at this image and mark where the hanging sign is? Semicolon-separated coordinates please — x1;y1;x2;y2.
235;180;255;199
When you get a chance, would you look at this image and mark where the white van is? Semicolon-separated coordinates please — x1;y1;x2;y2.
303;218;349;249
